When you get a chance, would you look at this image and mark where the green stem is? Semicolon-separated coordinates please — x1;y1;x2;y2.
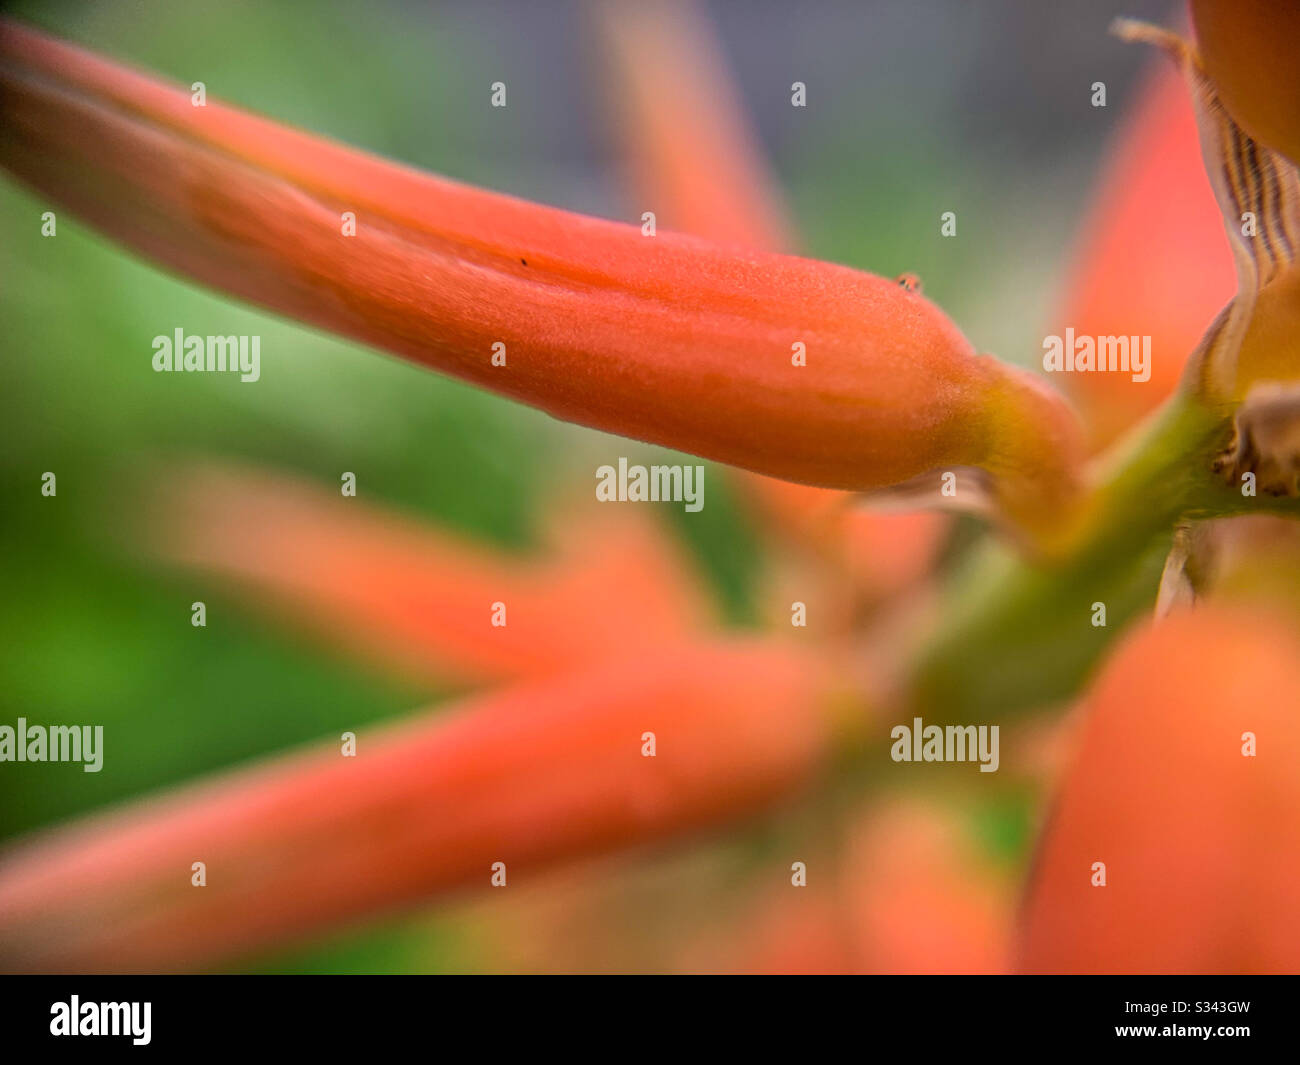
906;392;1293;721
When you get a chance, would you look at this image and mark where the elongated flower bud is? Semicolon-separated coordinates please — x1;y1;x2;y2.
0;19;1084;540
0;640;847;972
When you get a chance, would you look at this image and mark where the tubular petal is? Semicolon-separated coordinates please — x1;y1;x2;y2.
0;19;1084;539
591;0;794;250
0;641;842;972
152;463;712;685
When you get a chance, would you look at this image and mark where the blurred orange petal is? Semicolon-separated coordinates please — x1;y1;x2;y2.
0;640;847;972
737;478;948;599
738;888;856;975
845;799;1013;974
592;0;793;250
154;463;713;685
1055;55;1235;451
1019;606;1300;973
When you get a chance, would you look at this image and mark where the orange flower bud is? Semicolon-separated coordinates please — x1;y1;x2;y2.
0;640;846;972
0;19;1084;540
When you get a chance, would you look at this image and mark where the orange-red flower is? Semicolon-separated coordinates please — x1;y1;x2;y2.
0;640;850;972
151;463;713;686
0;17;1084;541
